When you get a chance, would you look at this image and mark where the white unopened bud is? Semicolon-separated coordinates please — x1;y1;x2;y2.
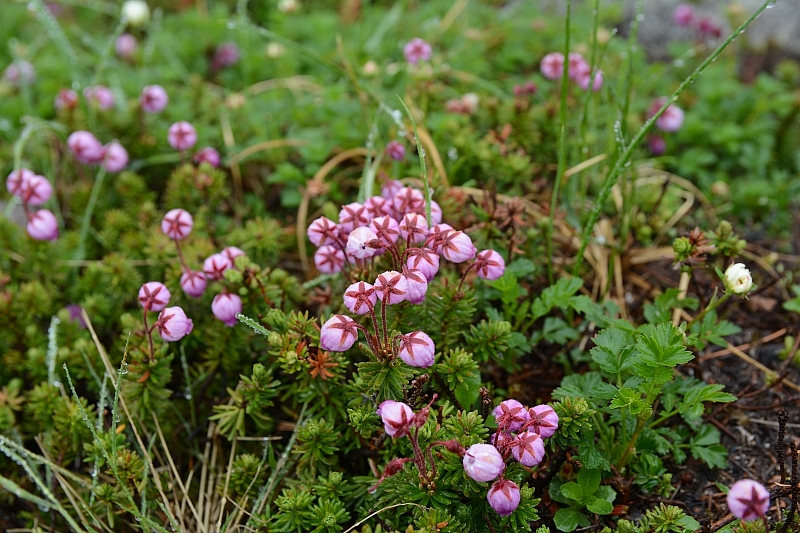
724;263;753;295
122;0;150;26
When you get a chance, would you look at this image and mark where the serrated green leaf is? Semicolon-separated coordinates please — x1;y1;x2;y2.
609;388;647;414
679;383;736;423
635;323;694;368
542;316;579;344
590;327;636;375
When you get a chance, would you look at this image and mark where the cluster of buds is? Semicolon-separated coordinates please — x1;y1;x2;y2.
137;281;193;358
539;52;603;92
672;4;722;41
67;131;129;173
461;400;559;515
160;208;244;326
6;168;58;241
308;180;505;367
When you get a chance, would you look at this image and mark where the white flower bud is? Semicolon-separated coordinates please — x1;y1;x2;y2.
724;263;753;295
122;0;150;27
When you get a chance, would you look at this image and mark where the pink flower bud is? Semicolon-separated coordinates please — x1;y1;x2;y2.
463;443;505;482
308;217;339;247
403;38;432;65
726;479;770;521
403;268;428;304
346;227;381;259
343;281;377;315
697;16;722;40
180;270;207;298
314;245;345;274
140;84;169;113
161;208;193;240
578;69;603;92
474;250;506;280
193;147;220;168
368;457;414;493
439;230;476;263
377;400;415;437
211;42;240;70
511;431;545;467
222;246;245;264
67;131;105;165
408;200;443;225
381;179;403;200
374;271;408;305
488;479;521;517
397;330;435;367
369;215;401;246
115;33;138;59
339;202;371;232
406;247;440;281
400;213;428;244
21;175;53;206
156;306;193;341
567;53;588;80
649;97;685;133
7;168;35;197
528;404;559;438
168;121;198;151
673;4;695;26
84;86;115;110
490;430;514;451
494;399;529;432
540;52;564;80
203;253;233;280
320;314;359;352
102;141;129;173
648;135;667;156
4;60;35;87
364;196;392;219
55;89;78;110
385;140;405;161
26;209;59;241
392;187;425;217
138;281;171;312
212;293;242;327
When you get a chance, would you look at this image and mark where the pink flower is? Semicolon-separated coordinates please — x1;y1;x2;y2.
377;400;414;438
364;196;392;219
161;209;193;240
374;271;408;305
494;399;529;432
6;168;34;197
203;253;233;280
212;293;242;327
343;281;377;315
180;270;207;298
540;52;564;80
84;86;115;110
55;89;78;110
211;42;240;70
3;60;35;87
404;268;428;304
140;84;169;113
397;330;435;367
168;121;198;151
648;135;667;155
385;141;405;161
463;443;505;482
527;405;559;438
488;479;521;517
320;314;359;352
406;247;440;281
439;230;476;263
567;53;589;80
314;245;345;274
307;217;339;247
115;33;138;59
392;187;425;217
102;141;129;173
474;250;505;280
369;215;401;246
649;97;685;133
577;69;603;92
346;227;381;259
726;480;770;521
381;179;403;200
156;306;193;342
399;213;428;244
138;281;171;312
339;202;371;232
511;431;545;467
673;4;695;26
223;246;246;264
194;147;220;168
411;199;443;225
697;17;722;40
26;209;58;241
20;175;53;206
403;38;432;65
67;131;105;165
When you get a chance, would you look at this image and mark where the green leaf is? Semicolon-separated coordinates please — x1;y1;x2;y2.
689;424;728;468
578;440;611;470
635;323;694;368
506;258;536;277
594;485;617;503
679;383;736;424
559;482;583;501
577;468;601;496
553;508;588;532
454;370;482;409
542;317;579;344
609;388;647;414
590;327;637;375
586;496;614;515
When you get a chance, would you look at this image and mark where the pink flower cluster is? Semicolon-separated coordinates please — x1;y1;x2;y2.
6;168;58;241
673;4;722;40
67;131;129;173
540;52;603;92
138;281;193;342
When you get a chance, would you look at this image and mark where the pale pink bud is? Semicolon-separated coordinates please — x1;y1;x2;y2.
377;400;414;438
203;253;233;280
649;97;685;133
4;60;35;87
439;230;476;263
115;33;138;59
474;250;506;280
102;141;129;173
26;209;59;241
381;179;403;200
222;246;245;264
385;140;405;161
180;270;207;298
726;479;770;521
211;42;240;70
400;213;428;244
20;175;53;206
578;69;603;92
406;247;440;281
343;281;377;315
320;314;359;352
156;306;193;341
511;431;545;467
168;121;197;151
308;217;339;247
369;215;401;246
392;187;425;217
403;38;432;65
567;53;588;80
55;89;78;110
527;404;559;438
212;293;242;327
6;168;35;197
84;86;115;110
648;135;667;155
138;281;171;312
397;330;435;367
346;227;381;259
67;131;105;165
314;245;345;274
463;443;505;482
140;84;168;113
374;271;408;305
697;17;722;40
161;208;193;240
364;196;391;219
494;399;529;432
673;4;695;26
193;147;220;168
339;202;370;232
540;52;564;80
488;479;521;517
403;268;428;304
